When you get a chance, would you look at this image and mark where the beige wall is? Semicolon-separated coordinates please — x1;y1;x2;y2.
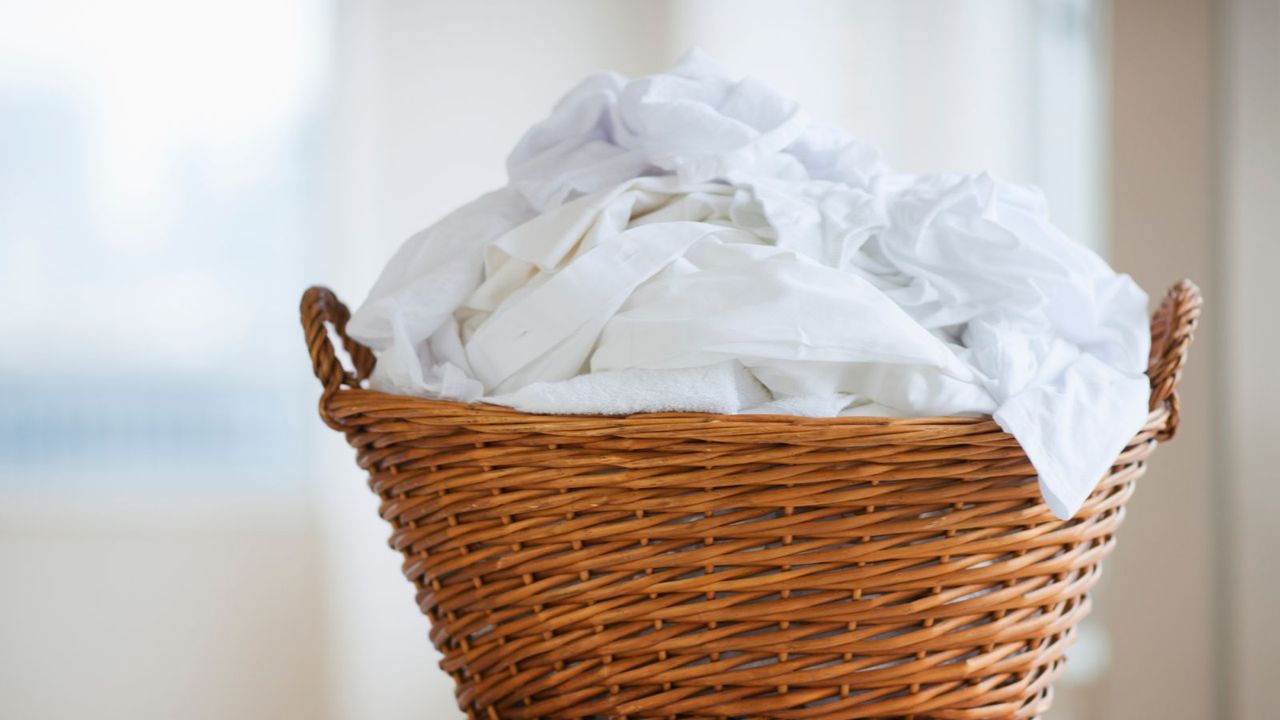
1109;0;1280;717
0;499;325;720
1108;1;1218;718
1218;0;1280;716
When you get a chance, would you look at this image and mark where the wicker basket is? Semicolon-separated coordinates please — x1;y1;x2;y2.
301;280;1201;720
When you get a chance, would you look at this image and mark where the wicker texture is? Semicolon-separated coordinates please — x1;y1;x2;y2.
301;280;1201;720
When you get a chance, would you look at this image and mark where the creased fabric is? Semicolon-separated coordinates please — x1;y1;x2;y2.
347;50;1150;519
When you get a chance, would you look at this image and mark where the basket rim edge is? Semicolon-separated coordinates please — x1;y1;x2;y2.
324;384;1169;441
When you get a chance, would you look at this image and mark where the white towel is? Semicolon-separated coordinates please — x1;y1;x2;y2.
347;50;1150;519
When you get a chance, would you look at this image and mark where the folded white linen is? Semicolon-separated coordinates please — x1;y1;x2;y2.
347;50;1150;519
489;361;770;416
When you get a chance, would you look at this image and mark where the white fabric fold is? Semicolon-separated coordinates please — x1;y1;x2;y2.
489;361;770;416
347;49;1151;519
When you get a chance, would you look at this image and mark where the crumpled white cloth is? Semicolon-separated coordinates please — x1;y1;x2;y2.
347;50;1151;519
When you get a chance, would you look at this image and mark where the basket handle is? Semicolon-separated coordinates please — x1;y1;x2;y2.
300;286;376;429
1146;279;1203;441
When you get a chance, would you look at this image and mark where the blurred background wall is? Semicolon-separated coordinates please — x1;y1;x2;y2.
1;1;1274;718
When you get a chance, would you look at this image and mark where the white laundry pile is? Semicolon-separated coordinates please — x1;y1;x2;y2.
347;51;1151;520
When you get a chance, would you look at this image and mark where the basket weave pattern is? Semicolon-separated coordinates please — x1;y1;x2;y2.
302;281;1200;719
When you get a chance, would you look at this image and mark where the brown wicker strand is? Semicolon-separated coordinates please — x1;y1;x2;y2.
300;286;376;429
1146;279;1203;440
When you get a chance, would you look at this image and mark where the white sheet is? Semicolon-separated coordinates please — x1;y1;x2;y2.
347;50;1150;519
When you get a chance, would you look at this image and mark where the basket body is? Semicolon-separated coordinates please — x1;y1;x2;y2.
301;282;1200;719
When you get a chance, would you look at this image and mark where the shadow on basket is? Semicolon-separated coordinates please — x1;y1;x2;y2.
300;280;1201;720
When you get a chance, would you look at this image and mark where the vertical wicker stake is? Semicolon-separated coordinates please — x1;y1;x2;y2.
302;281;1201;719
